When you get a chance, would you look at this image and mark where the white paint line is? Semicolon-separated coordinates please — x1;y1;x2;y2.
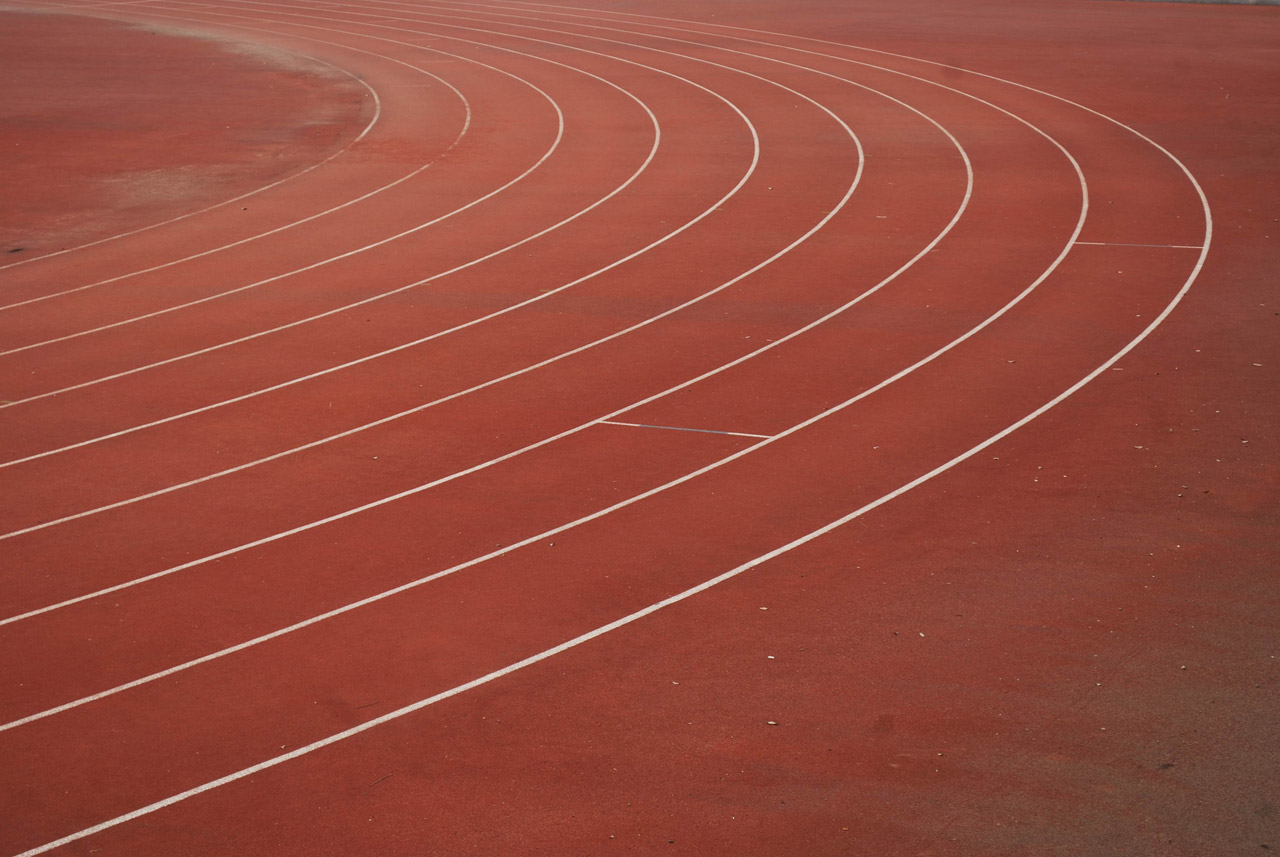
0;34;382;273
4;10;1061;733
0;38;567;358
598;420;773;439
0;52;467;314
17;0;1116;647
12;148;1208;857
0;0;1085;731
0;9;709;414
0;4;883;609
0;16;764;487
4;9;1211;856
1073;241;1203;249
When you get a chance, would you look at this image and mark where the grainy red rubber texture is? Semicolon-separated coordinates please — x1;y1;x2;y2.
0;1;1275;856
0;11;374;257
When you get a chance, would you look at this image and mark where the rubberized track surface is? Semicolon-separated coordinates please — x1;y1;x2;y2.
0;1;1276;854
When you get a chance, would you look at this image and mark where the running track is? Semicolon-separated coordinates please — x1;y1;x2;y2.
1;1;1276;854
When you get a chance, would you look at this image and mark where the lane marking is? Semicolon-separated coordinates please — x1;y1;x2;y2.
13;0;1121;643
0;34;570;357
2;7;1211;856
0;11;768;498
11;8;1118;737
0;57;467;313
11;140;1205;857
0;9;715;413
0;0;888;608
1074;241;1203;249
598;420;772;439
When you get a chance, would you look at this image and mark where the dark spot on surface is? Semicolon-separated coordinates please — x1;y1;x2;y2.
1159;762;1176;769
6;247;24;253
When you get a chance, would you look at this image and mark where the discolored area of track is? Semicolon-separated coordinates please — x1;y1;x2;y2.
0;1;1273;856
0;10;376;262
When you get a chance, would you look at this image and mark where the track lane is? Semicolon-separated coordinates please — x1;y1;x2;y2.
0;20;1100;746
0;3;1217;855
0;39;466;314
0;8;752;424
0;25;1039;624
0;35;584;363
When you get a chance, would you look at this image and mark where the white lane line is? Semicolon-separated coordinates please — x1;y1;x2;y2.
496;0;1212;247
0;36;568;358
5;12;1212;856
0;5;878;603
16;120;1200;857
0;7;699;414
0;56;465;313
598;420;772;439
9;90;1211;857
0;13;755;477
0;19;1018;718
0;29;382;274
1074;241;1203;249
31;184;1205;855
15;0;1111;636
2;0;1089;675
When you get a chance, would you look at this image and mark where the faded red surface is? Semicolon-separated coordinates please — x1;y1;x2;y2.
0;10;372;255
0;1;1275;856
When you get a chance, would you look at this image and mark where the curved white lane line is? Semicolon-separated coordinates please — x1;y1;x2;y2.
488;0;1211;250
21;191;1196;855
4;11;1211;857
5;61;1080;724
11;11;1101;721
0;49;468;313
0;34;569;357
0;36;382;274
0;8;696;410
3;0;1096;626
0;9;755;465
0;6;881;596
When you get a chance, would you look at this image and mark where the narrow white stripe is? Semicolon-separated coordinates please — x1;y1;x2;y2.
598;420;773;439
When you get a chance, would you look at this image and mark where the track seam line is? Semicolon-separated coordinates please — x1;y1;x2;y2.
1074;241;1203;249
598;420;773;439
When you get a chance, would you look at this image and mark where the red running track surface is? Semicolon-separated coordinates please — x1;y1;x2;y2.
0;0;1276;854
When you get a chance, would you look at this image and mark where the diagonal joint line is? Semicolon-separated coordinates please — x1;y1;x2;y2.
598;420;772;439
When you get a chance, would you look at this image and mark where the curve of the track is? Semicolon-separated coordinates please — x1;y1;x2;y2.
0;1;1209;855
0;35;386;278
